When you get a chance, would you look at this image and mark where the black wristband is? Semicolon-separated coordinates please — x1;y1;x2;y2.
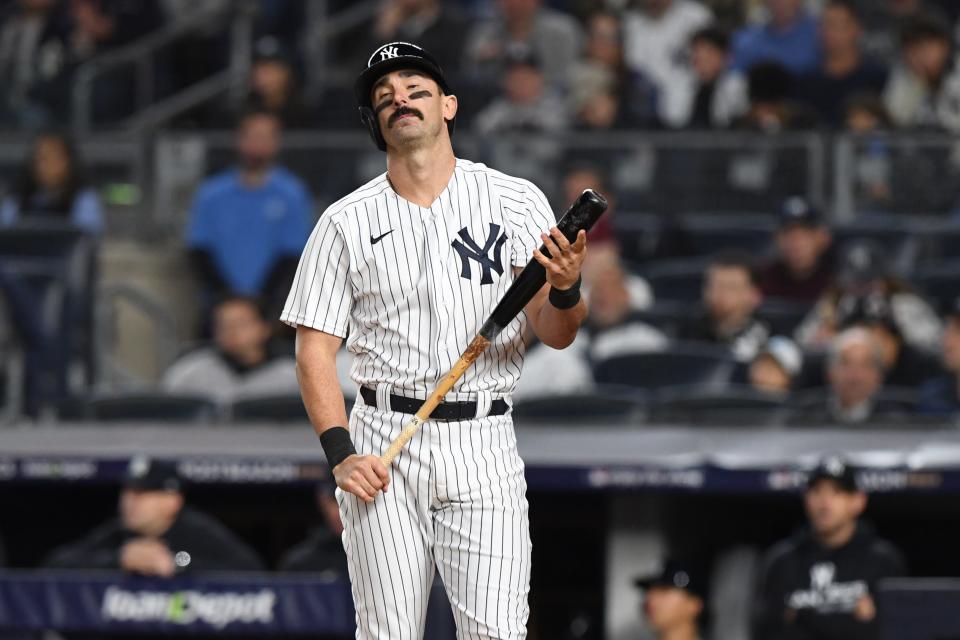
319;426;356;468
549;275;582;310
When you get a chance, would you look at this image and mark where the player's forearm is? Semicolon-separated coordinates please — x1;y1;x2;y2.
532;298;587;349
294;329;349;435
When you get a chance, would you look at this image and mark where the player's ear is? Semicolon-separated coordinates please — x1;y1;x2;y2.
442;93;458;123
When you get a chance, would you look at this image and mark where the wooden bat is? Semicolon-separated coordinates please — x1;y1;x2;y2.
380;189;609;465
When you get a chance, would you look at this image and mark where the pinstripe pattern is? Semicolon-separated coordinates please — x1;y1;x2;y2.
282;159;552;638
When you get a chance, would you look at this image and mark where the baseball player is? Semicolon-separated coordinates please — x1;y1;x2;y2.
281;42;588;638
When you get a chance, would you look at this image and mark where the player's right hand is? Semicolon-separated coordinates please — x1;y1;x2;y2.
333;454;390;503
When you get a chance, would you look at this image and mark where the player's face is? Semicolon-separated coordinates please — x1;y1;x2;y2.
237;114;280;171
704;266;760;323
776;225;830;276
643;586;701;632
804;480;865;538
828;340;883;408
371;70;456;151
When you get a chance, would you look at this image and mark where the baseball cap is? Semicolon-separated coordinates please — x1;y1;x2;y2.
807;456;859;492
253;36;295;66
757;336;803;377
778;197;823;229
836;293;900;336
354;42;452;110
123;455;183;493
837;240;888;287
634;559;708;600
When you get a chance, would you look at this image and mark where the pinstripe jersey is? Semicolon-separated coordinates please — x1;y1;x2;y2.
281;158;556;401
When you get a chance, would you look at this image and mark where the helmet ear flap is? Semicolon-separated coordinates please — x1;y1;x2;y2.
359;106;387;152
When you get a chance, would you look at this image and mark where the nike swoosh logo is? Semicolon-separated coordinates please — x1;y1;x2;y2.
370;230;394;245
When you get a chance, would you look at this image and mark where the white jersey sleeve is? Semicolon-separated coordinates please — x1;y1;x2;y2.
510;181;557;268
280;210;351;337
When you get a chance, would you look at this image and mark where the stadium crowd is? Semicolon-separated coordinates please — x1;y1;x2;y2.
1;0;960;639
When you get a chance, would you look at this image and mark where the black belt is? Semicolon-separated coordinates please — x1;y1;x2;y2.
359;386;508;421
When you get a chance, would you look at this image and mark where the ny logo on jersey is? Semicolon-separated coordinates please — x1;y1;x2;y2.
379;45;399;60
452;223;508;285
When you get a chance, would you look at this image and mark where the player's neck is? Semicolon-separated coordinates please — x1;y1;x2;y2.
386;144;456;208
658;621;699;640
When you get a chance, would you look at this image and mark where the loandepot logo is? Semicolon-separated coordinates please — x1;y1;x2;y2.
102;586;276;629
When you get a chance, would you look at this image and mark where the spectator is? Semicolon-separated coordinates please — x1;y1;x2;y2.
677;250;770;362
474;52;567;135
662;26;749;129
759;197;834;302
734;61;816;131
0;0;73;127
45;456;263;573
753;457;906;639
569;11;658;129
162;295;299;405
749;335;803;395
732;0;820;75
803;327;889;424
622;0;713;115
278;481;348;573
635;559;709;640
464;0;583;90
796;0;888;127
917;299;960;414
795;240;942;352
368;0;469;73
0;131;103;234
861;0;948;63
837;294;943;389
883;15;960;132
233;36;312;128
844;95;895;214
186;107;311;315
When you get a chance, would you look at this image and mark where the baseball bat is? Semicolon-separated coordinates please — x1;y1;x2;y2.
380;189;608;465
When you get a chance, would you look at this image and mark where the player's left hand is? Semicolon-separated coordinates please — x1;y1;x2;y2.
532;227;586;291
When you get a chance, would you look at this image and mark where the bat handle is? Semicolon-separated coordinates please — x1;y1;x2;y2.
381;415;425;465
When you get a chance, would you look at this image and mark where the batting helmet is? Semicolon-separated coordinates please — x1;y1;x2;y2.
354;42;455;152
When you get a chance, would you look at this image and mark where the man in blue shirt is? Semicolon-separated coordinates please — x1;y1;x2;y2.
187;107;311;317
732;0;820;75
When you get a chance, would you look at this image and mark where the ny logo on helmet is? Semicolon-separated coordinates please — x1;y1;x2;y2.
452;223;508;285
380;45;399;61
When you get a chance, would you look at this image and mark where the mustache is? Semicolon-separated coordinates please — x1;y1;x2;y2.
388;106;423;127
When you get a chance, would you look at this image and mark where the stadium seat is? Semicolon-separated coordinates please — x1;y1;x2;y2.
757;299;811;336
592;344;735;391
58;393;219;423
648;386;787;426
679;214;775;257
641;259;708;303
512;388;646;426
785;387;925;427
231;394;315;423
612;213;661;264
832;222;917;273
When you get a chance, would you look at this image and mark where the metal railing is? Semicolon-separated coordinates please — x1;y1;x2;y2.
70;1;258;133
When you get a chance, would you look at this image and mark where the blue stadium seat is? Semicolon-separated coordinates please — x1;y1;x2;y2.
641;259;707;303
592;344;734;391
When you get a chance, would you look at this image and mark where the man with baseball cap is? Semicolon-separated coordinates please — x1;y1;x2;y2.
753;457;906;639
759;197;834;303
635;558;709;640
748;335;803;394
45;456;262;575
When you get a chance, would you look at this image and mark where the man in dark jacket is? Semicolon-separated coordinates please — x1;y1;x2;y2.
278;481;347;574
759;197;834;303
45;456;263;574
753;457;906;640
